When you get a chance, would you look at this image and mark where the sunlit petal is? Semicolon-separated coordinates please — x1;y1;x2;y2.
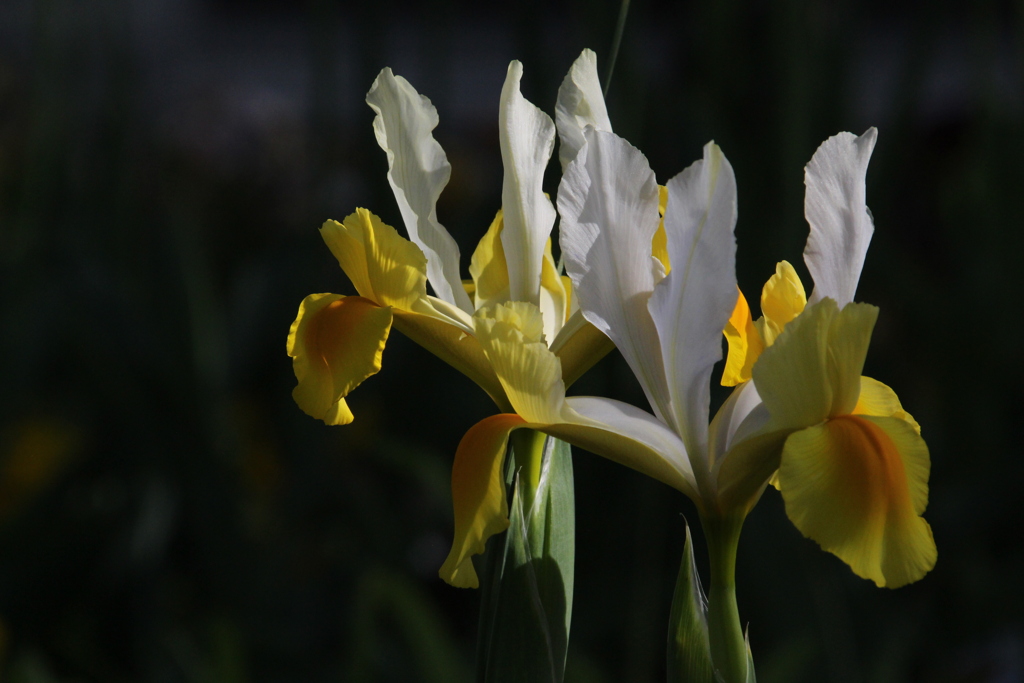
366;69;473;313
777;415;935;587
649;142;738;455
321;209;427;311
652;185;671;278
760;260;807;345
440;413;526;588
722;289;763;387
555;48;612;172
803;128;877;307
468;210;510;310
558;129;670;420
474;302;564;423
287;294;393;425
539;238;569;344
499;61;557;307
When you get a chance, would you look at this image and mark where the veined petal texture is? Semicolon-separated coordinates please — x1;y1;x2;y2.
499;61;558;308
557;129;671;421
555;48;612;172
804;128;877;307
649;142;738;458
366;69;474;314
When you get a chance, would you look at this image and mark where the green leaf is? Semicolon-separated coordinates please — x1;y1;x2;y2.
666;522;714;683
744;628;756;683
475;432;575;683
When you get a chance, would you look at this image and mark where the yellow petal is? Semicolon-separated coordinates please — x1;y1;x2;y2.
722;288;764;386
752;299;878;429
760;260;807;345
561;275;575;321
653;184;671;275
750;298;834;429
469;210;510;309
287;294;393;425
474;302;564;423
539;237;569;343
777;415;935;588
320;208;428;310
825;302;878;417
391;309;510;412
440;413;526;588
854;376;921;434
551;313;615;389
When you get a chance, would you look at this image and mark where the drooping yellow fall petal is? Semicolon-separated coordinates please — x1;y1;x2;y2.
777;414;935;588
287;294;393;425
439;413;527;588
653;184;671;275
760;260;807;345
469;210;510;309
320;208;428;311
722;288;764;386
854;376;921;434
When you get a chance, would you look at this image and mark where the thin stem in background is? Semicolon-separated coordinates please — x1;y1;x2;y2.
603;0;631;96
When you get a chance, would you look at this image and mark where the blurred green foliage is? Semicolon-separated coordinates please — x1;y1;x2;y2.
0;0;1021;681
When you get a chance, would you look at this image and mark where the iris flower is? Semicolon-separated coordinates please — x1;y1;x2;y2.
287;51;616;587
449;126;935;607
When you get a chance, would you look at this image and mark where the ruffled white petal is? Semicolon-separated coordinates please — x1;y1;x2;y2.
555;49;612;172
803;128;877;307
366;69;474;314
498;61;558;309
557;129;671;421
648;142;738;456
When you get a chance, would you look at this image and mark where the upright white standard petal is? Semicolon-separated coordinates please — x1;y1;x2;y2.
366;69;474;314
803;128;878;307
558;129;671;421
498;61;558;312
555;49;612;172
648;143;738;465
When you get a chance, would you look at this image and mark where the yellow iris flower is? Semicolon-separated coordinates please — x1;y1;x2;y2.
448;127;935;592
287;51;617;587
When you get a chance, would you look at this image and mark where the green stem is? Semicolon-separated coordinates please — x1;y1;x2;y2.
509;429;547;510
702;514;747;683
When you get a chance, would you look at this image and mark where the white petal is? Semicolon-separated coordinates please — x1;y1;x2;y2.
366;69;474;314
803;128;878;307
562;396;697;498
708;380;769;466
499;61;558;308
555;49;613;172
648;142;738;458
557;129;671;421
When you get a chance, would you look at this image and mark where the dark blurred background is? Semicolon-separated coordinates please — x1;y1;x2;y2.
0;0;1021;681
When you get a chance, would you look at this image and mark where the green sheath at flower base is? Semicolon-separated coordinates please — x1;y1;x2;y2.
475;431;575;683
666;523;713;682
